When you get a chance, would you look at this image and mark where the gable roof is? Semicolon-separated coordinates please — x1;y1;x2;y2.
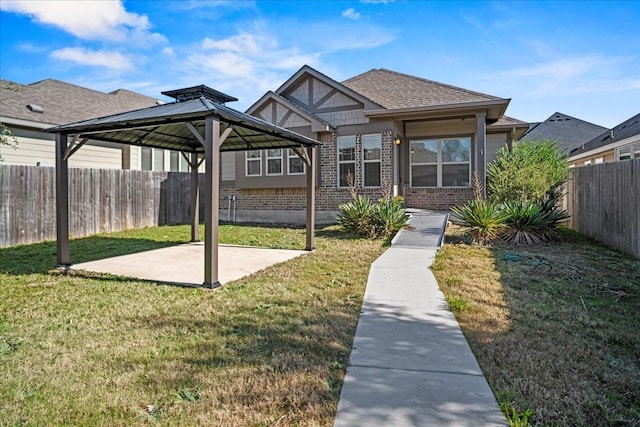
570;113;640;156
521;112;607;153
0;78;160;126
342;68;501;110
246;91;334;133
275;65;381;109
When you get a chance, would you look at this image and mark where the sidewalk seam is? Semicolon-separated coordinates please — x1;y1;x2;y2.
348;364;485;377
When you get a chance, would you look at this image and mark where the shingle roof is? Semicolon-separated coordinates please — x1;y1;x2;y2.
490;115;529;127
0;78;160;126
570;113;640;156
521;112;607;153
341;68;501;110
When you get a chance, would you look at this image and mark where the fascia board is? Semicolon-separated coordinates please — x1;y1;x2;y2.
569;134;640;161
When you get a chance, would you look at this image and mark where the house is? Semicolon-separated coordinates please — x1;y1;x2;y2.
0;78;166;169
568;113;640;166
521;112;607;153
221;65;529;223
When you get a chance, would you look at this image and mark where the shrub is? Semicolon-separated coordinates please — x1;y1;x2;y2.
338;195;410;239
451;199;509;244
502;200;569;245
372;196;411;240
488;139;569;203
337;195;376;236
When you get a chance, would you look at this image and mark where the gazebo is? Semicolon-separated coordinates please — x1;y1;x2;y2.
46;85;320;288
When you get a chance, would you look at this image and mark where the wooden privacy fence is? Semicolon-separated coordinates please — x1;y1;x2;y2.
565;159;639;258
0;165;200;248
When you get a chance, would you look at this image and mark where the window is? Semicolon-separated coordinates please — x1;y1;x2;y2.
616;144;640;161
288;148;305;175
410;137;471;187
170;151;180;171
595;157;604;164
338;135;356;187
584;160;592;166
154;149;165;172
266;149;283;175
246;150;262;176
141;147;165;171
141;147;152;171
362;134;381;187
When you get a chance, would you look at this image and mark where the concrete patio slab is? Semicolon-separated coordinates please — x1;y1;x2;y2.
72;243;307;286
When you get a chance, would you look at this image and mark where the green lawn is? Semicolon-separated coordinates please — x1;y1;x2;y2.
0;224;386;426
432;226;640;426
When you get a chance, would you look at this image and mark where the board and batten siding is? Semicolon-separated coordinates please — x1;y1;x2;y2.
566;159;639;258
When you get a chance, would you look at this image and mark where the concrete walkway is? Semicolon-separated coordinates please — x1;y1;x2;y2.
334;211;506;427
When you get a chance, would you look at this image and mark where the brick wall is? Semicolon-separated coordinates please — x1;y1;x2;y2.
403;186;474;210
222;130;473;212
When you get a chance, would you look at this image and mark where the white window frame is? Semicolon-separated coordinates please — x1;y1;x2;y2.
594;157;604;164
266;148;283;176
140;147;166;171
245;150;262;176
337;135;356;188
362;133;382;188
410;137;471;188
287;148;305;175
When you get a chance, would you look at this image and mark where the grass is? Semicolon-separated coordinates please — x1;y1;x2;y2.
432;225;640;426
0;223;386;426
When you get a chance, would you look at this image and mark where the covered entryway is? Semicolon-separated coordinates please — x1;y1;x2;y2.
47;85;320;288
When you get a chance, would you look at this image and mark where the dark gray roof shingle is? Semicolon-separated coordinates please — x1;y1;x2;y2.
570;113;640;155
521;112;607;153
1;78;160;126
342;68;500;109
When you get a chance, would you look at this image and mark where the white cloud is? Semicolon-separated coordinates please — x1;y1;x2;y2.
50;47;134;71
342;8;360;20
0;0;165;43
162;47;175;57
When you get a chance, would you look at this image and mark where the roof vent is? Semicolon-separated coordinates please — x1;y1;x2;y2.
27;104;44;113
161;85;238;104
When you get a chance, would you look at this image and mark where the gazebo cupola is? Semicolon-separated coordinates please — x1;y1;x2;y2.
161;85;238;105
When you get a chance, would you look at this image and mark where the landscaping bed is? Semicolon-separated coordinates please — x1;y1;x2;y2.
0;224;385;426
432;225;640;426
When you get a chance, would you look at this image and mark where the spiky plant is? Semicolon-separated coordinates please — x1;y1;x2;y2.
502;200;569;244
451;199;509;244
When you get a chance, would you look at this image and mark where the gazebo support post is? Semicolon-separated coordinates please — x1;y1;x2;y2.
204;116;221;288
55;133;70;267
305;146;315;251
190;152;200;242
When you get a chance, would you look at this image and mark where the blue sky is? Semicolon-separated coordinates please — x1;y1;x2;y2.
1;0;639;127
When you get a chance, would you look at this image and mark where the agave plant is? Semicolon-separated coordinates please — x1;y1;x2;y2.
502;200;569;244
372;198;411;239
337;195;376;236
450;199;509;244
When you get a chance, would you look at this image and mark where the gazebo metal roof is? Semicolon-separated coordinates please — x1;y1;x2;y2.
46;96;320;152
47;92;319;288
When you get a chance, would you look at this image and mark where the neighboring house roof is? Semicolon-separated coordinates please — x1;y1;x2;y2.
521;112;607;153
570;113;640;157
0;78;161;126
342;68;501;110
